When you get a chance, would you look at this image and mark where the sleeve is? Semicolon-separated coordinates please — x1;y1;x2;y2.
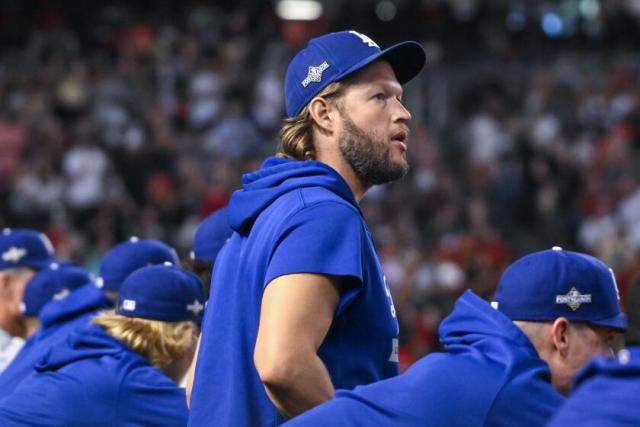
265;202;366;313
118;368;189;427
284;354;497;427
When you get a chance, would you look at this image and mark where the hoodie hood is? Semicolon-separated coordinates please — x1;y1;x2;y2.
228;157;358;235
40;283;111;329
574;346;640;387
439;290;540;360
35;324;127;372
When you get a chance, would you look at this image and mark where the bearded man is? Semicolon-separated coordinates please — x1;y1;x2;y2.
187;30;426;427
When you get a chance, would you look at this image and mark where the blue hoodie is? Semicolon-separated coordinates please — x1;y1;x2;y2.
548;346;640;426
188;157;399;427
0;283;111;398
284;290;564;427
0;324;188;426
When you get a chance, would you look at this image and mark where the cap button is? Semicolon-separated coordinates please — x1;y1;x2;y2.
552;246;563;251
129;236;140;243
163;261;174;267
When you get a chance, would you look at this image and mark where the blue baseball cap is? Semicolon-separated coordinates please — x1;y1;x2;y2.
116;263;205;324
492;247;627;331
285;30;426;117
97;237;180;292
0;228;57;271
22;262;93;317
191;207;233;264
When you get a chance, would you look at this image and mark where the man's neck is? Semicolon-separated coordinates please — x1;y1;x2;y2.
315;151;369;202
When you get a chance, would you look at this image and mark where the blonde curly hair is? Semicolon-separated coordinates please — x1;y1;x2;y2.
278;81;346;161
93;312;199;368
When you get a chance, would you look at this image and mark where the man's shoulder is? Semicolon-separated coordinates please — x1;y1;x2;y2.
264;186;362;229
270;185;359;213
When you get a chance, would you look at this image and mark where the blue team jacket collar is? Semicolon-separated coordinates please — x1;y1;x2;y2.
440;290;541;360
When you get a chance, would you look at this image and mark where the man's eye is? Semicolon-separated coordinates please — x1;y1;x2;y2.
373;93;386;101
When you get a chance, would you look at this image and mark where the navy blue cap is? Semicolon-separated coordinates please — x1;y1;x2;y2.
492;247;627;331
285;30;426;117
97;237;180;292
116;264;205;324
0;228;56;271
191;207;233;264
22;262;93;317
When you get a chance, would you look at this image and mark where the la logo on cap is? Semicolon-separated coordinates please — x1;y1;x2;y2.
2;246;27;263
348;30;379;48
556;287;592;311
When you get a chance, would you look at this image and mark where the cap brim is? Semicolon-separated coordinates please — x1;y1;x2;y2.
0;257;60;271
589;312;628;332
379;41;427;84
336;40;426;87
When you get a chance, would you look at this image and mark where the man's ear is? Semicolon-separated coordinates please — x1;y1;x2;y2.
550;317;570;357
308;97;338;135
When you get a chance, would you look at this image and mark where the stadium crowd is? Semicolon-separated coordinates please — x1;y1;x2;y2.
1;0;640;370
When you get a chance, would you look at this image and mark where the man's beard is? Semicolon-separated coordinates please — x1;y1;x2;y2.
338;112;409;187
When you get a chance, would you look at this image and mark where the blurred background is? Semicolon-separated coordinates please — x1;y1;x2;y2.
1;0;640;368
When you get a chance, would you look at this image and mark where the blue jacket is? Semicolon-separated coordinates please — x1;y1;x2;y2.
0;283;111;398
0;324;188;426
284;290;564;427
188;157;399;426
548;346;640;426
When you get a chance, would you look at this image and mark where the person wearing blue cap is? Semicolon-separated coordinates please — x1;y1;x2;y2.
188;30;426;426
188;207;233;299
283;247;625;427
0;263;205;427
20;262;94;338
0;228;57;372
547;267;640;426
0;236;180;399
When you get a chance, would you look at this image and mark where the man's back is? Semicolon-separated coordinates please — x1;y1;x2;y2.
0;283;110;398
0;324;188;427
284;291;564;427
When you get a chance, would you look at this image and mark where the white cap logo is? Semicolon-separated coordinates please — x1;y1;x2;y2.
122;299;136;311
348;30;379;48
53;288;70;301
2;246;27;263
556;287;592;311
187;299;204;316
302;61;330;88
609;268;621;301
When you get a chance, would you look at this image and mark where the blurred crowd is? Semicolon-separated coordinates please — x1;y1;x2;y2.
1;0;640;367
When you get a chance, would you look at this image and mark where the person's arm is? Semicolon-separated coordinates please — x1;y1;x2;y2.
185;334;201;407
254;273;342;419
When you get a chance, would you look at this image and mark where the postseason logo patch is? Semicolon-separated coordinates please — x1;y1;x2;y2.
556;287;592;311
302;61;330;88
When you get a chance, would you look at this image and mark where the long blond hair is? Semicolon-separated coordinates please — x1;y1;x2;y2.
93;312;199;368
278;81;346;161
